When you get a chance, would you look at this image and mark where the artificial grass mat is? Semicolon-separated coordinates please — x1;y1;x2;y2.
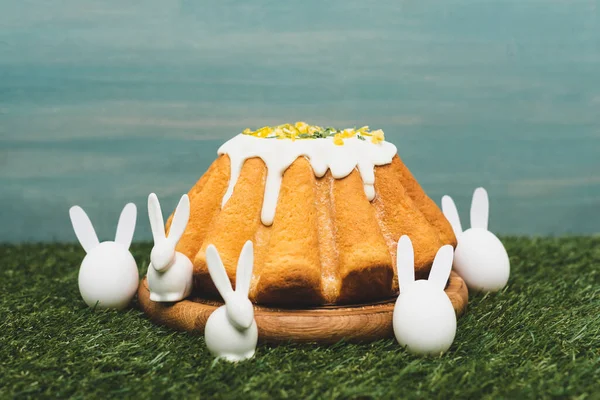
1;237;599;399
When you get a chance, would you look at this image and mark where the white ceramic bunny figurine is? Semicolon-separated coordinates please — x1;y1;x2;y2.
69;203;139;310
442;187;510;292
146;193;193;302
393;235;457;355
204;240;258;362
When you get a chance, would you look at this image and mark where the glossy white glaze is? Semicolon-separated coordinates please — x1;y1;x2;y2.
218;134;397;226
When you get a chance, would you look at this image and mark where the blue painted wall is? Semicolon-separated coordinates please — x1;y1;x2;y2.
1;0;599;242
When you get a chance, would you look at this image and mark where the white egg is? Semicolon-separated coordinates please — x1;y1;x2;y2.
78;242;139;310
454;229;510;292
393;280;457;356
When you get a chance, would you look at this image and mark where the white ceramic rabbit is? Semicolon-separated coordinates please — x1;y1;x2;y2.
204;240;258;362
146;193;193;302
69;203;139;310
393;235;457;355
442;187;510;292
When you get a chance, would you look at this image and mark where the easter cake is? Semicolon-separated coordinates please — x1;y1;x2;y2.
164;123;457;306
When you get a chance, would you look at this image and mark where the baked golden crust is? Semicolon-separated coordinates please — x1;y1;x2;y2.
168;154;456;306
332;168;394;303
255;157;324;305
394;155;457;249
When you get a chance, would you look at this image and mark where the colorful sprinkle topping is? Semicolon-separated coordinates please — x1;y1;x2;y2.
242;122;386;145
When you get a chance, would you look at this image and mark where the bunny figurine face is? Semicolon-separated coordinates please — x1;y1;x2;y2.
442;187;510;292
393;235;457;356
150;240;176;272
226;292;255;330
204;241;258;362
69;203;139;310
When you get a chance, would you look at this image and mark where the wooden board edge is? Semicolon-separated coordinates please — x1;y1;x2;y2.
137;271;468;344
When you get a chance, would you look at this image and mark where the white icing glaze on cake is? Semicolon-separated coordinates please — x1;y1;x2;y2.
218;134;398;226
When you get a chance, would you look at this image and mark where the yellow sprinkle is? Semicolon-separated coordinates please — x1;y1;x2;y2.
308;125;323;134
242;128;252;135
283;125;299;141
371;129;385;144
284;125;299;135
339;128;354;139
295;121;309;134
333;134;344;146
273;126;285;138
255;126;273;138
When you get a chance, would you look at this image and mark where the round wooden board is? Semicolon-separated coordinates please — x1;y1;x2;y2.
137;271;468;344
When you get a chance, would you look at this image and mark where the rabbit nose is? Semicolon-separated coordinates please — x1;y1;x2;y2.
151;247;171;271
238;314;253;329
234;315;253;330
227;301;254;330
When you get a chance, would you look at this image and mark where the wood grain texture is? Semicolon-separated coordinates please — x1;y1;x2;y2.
137;271;468;344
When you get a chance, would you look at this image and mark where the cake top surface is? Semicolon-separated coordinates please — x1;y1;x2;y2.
241;122;386;145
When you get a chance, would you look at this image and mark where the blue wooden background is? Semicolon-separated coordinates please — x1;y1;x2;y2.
1;0;599;242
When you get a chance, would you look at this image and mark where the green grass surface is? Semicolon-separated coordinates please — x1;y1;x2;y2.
1;237;599;399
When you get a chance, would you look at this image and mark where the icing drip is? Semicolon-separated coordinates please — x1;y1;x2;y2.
218;134;398;226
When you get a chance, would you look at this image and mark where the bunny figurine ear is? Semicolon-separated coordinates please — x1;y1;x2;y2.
428;245;454;291
470;187;489;230
205;244;235;302
115;203;137;250
147;193;166;242
235;241;254;296
167;194;190;244
69;206;99;253
396;235;415;293
442;195;463;237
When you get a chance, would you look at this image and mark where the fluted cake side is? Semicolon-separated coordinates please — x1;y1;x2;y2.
165;153;456;306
